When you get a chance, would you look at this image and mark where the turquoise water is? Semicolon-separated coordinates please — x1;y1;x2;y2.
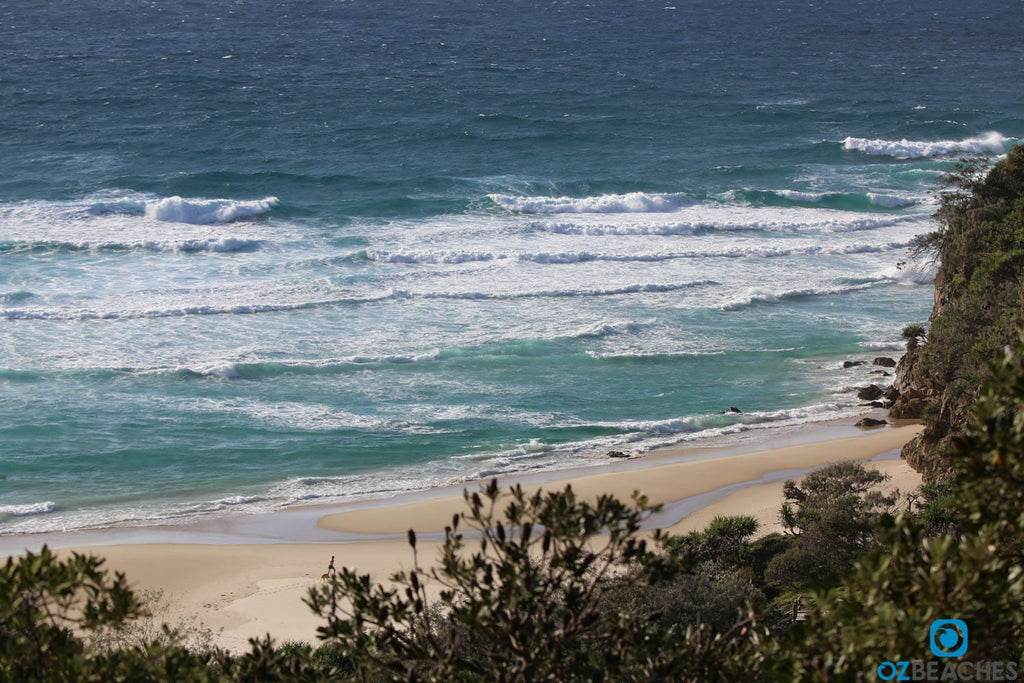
2;0;1022;533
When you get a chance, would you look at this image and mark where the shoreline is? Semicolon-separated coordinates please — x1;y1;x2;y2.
0;410;909;555
1;420;923;651
3;404;887;544
316;421;919;536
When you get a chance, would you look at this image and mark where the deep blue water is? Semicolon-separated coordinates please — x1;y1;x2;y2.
2;0;1022;533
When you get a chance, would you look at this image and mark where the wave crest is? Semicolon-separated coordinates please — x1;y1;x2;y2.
0;501;56;517
88;195;279;224
719;283;876;311
842;132;1011;159
0;237;260;253
489;192;688;214
395;280;715;301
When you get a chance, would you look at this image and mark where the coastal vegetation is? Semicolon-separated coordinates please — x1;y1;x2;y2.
891;144;1024;479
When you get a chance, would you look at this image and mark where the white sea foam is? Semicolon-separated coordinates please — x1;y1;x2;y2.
0;192;285;254
585;349;728;360
170;351;444;378
579;402;868;452
394;280;714;301
362;241;913;266
777;190;826;203
89;195;279;224
718;283;878;311
866;193;919;208
366;248;497;264
530;207;922;236
0;501;56;517
859;340;906;351
209;495;265;508
195;398;401;433
572;321;638;338
3;289;393;322
842;132;1010;159
490;191;686;214
774;189;918;208
0;237;261;253
877;263;936;285
192;363;243;378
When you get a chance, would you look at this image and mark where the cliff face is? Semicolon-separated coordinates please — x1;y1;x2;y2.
889;341;955;481
888;144;1024;481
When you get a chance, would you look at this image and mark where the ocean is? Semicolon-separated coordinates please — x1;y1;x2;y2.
2;0;1022;535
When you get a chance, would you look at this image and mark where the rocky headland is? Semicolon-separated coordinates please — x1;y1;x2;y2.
886;144;1024;480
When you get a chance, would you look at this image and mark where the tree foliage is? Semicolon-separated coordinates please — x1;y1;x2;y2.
0;546;143;681
768;462;900;591
897;144;1024;473
306;480;767;681
773;340;1024;678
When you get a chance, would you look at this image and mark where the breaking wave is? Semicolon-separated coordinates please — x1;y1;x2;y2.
394;280;715;301
718;283;878;311
728;188;922;210
0;237;260;253
777;189;919;209
489;191;689;213
88;195;279;224
362;241;912;265
527;209;922;235
0;501;56;518
842;132;1011;159
3;291;392;321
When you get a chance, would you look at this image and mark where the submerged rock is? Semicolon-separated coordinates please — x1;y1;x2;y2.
855;417;888;428
843;360;867;368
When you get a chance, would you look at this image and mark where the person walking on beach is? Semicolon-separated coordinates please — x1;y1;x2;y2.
327;555;336;578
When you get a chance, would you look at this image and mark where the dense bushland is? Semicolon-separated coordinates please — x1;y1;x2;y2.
892;144;1024;478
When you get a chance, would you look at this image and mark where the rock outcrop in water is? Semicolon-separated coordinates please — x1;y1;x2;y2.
888;144;1024;480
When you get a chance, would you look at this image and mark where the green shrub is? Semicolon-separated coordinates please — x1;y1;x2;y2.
772;339;1024;678
305;481;768;681
768;462;900;591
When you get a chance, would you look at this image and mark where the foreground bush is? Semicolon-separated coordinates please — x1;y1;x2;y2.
772;341;1024;678
306;481;768;681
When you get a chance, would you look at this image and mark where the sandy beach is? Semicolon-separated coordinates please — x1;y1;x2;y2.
9;422;922;652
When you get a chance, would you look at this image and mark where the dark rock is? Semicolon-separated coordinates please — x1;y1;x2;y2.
901;430;956;481
870;370;892;376
872;357;898;367
857;384;884;401
843;360;866;368
883;385;900;402
607;450;631;459
888;385;931;419
855;417;888;428
889;398;927;419
860;401;886;408
720;406;742;414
